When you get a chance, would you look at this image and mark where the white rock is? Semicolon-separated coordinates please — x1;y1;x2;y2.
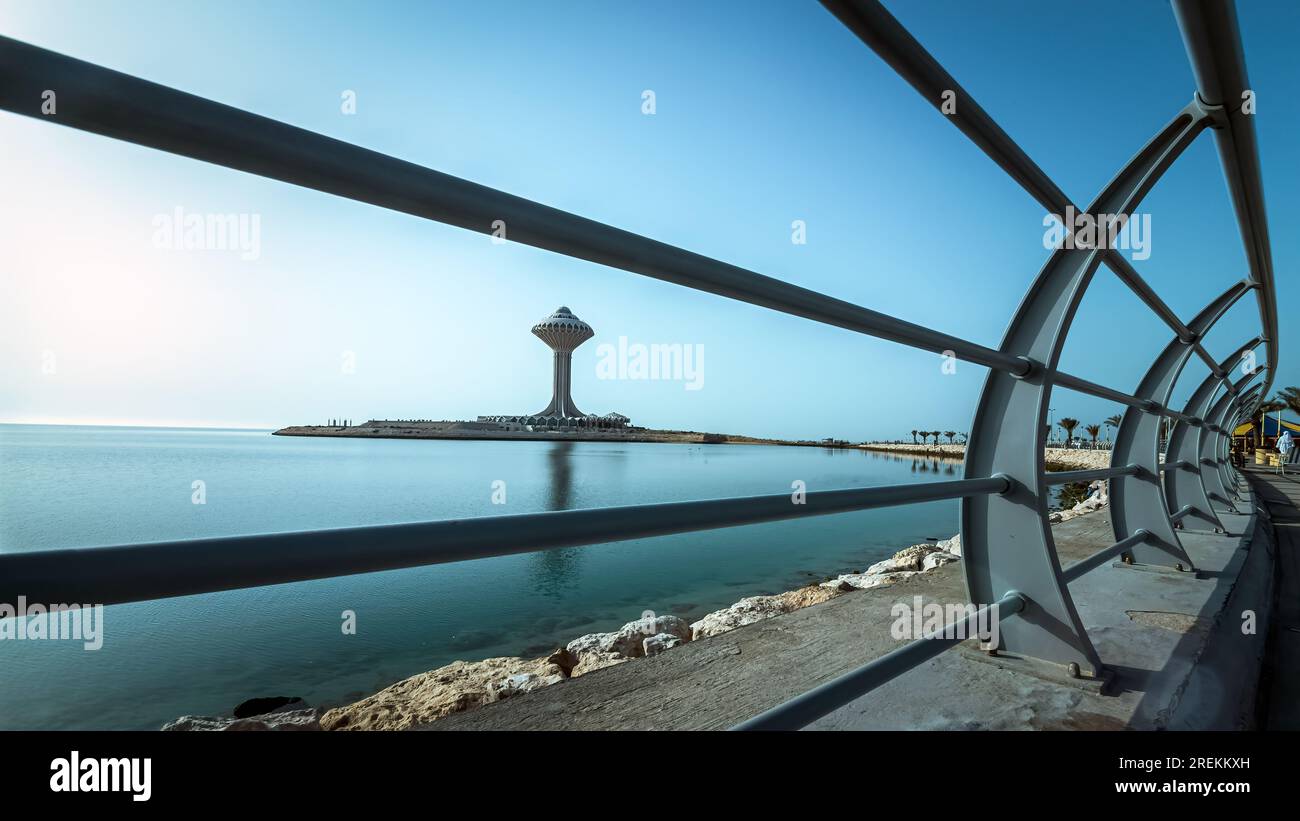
565;631;621;657
490;671;565;699
642;633;683;656
690;596;789;639
922;551;959;571
321;655;567;731
1073;499;1100;513
570;651;629;677
864;555;915;575
832;570;919;591
686;585;839;640
566;614;691;661
163;709;322;731
935;534;961;557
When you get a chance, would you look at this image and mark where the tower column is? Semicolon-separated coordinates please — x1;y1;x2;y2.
531;307;592;419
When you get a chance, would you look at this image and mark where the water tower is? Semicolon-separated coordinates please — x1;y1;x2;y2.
531;306;593;418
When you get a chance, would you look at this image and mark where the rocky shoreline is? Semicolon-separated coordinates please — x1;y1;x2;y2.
861;443;1116;473
162;449;1116;730
162;477;1112;731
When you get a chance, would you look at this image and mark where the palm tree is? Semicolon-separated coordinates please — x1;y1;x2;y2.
944;430;956;445
911;429;918;445
1058;417;1080;447
1085;424;1101;449
932;431;942;447
1276;387;1300;415
1101;414;1122;449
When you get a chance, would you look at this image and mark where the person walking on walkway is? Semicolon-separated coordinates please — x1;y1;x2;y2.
1278;430;1294;476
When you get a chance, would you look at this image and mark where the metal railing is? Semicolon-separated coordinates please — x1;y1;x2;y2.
0;0;1278;730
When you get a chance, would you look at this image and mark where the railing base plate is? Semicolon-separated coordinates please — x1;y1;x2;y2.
1176;527;1232;537
956;645;1116;695
1110;560;1206;579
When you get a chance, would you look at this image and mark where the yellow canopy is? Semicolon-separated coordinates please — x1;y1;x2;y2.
1235;418;1300;436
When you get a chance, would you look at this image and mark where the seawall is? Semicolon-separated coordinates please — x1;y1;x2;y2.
274;424;852;448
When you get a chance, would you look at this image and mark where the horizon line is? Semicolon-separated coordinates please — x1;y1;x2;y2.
0;419;277;431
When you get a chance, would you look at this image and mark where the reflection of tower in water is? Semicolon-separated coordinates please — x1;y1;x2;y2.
547;440;574;511
532;441;579;597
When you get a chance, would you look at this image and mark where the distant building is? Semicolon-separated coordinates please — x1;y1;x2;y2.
479;306;632;430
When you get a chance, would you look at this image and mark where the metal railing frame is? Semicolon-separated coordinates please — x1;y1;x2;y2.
1165;336;1262;530
0;0;1278;730
1109;280;1251;569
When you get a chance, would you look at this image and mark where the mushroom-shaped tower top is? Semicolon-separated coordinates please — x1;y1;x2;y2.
531;306;594;353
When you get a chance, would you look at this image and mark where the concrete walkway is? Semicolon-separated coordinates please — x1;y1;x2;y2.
1243;464;1300;729
427;478;1273;730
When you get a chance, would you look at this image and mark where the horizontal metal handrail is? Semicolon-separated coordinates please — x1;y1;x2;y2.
732;591;1027;730
1051;370;1182;419
1173;0;1278;399
1061;531;1150;583
1052;369;1208;426
0;476;1010;608
1044;466;1138;485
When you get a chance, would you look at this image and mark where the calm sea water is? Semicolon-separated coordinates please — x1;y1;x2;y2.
0;424;967;729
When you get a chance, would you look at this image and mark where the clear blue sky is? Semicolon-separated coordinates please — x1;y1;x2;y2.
1;0;1295;439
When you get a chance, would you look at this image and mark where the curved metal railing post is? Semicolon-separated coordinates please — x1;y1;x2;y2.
1235;387;1268;489
1225;387;1264;491
1225;407;1249;489
1164;336;1261;532
1110;281;1248;565
962;103;1210;675
1223;387;1261;496
1202;376;1264;509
